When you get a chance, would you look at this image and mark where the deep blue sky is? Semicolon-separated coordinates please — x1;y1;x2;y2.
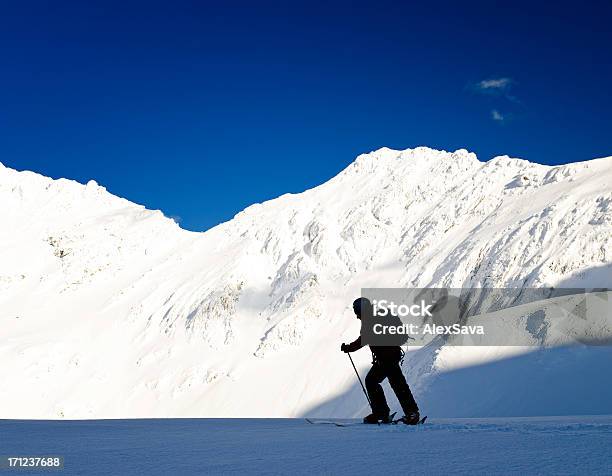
1;1;611;231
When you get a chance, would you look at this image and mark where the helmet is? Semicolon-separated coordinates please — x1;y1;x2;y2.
352;297;372;318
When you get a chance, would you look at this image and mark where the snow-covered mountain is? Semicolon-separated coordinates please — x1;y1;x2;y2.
1;146;611;419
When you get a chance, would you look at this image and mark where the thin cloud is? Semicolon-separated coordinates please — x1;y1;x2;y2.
468;77;522;121
476;77;513;91
491;109;505;122
470;77;520;103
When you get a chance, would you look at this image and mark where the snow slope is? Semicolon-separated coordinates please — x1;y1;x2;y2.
2;417;612;475
0;147;611;419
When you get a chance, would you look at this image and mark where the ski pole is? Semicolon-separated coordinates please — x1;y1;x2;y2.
347;353;372;409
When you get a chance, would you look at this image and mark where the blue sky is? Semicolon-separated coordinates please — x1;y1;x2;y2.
1;1;611;231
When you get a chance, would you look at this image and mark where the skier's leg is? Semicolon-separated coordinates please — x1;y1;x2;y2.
386;362;419;414
364;363;390;418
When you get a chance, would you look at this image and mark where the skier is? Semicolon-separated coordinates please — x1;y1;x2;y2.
341;297;421;425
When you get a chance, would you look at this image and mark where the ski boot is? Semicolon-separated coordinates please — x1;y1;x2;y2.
399;411;420;425
363;413;391;424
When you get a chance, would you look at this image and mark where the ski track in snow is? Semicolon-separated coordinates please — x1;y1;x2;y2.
1;417;611;475
0;147;611;419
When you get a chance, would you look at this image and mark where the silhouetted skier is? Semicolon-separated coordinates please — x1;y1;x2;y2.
341;297;420;424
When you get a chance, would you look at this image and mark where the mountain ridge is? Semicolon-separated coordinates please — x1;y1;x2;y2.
3;145;612;235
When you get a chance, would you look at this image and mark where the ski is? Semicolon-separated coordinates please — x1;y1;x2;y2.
306;412;398;427
305;418;357;427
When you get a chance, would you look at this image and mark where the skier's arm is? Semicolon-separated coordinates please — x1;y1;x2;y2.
341;336;363;353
